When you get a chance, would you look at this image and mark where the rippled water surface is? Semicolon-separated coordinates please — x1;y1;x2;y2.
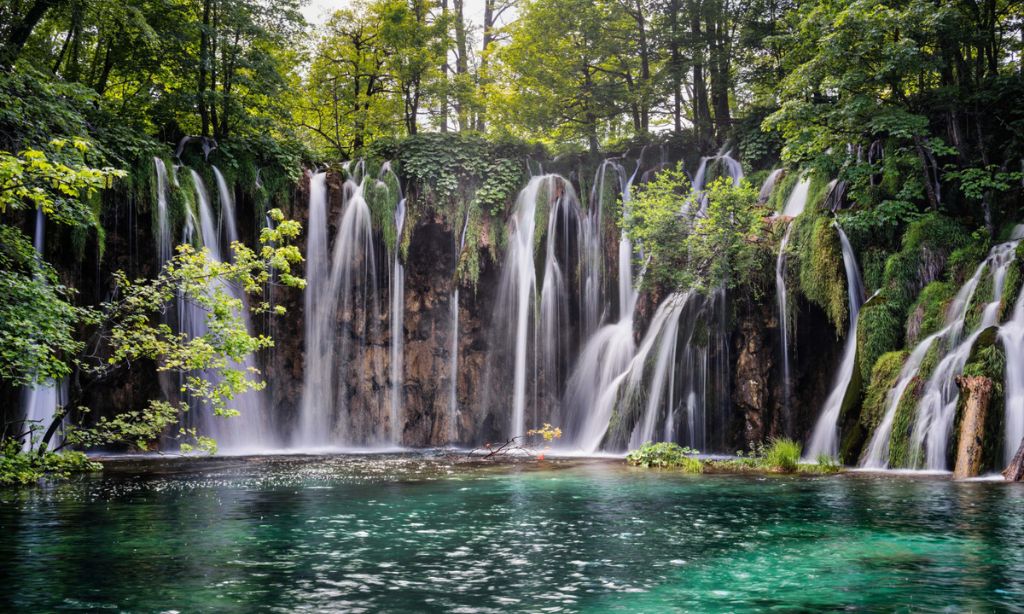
2;454;1024;612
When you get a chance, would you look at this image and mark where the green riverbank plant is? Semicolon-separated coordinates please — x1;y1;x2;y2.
626;442;702;472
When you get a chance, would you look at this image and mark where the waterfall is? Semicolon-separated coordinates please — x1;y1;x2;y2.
562;161;637;448
488;174;584;439
1002;288;1024;464
182;169;275;452
909;239;1019;470
448;216;470;444
627;293;714;451
297;172;333;447
758;169;784;203
1001;226;1024;463
861;235;1020;469
153;158;172;264
296;172;383;447
575;293;688;452
804;226;865;459
774;176;811;430
21;208;63;451
690;150;744;215
563;154;737;453
388;179;406;445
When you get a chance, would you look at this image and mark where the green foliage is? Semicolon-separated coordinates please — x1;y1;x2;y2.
814;454;842;473
626;442;701;472
0;140;125;226
944;165;1024;203
760;438;802;473
627;169;769;295
0;225;87;386
794;216;847;332
0;440;102;487
905;281;955;346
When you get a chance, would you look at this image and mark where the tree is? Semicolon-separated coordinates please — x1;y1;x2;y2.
493;0;634;152
626;166;767;292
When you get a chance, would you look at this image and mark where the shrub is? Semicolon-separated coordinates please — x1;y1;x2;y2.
0;440;102;487
626;442;702;472
814;453;842;473
761;438;802;473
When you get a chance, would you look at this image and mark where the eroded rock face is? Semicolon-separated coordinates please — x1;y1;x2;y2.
733;300;772;447
266;173;504;447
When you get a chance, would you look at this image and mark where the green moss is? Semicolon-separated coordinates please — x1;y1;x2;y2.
888;378;922;468
795;216;847;332
963;266;997;332
1000;248;1023;321
856;302;904;383
766;170;799;214
854;214;969;384
861;247;890;293
860;351;909;433
947;239;989;285
905;281;956;345
957;339;1005;470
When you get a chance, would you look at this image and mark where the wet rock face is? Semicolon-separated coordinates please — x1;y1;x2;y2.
733;299;772;447
265;174;503;447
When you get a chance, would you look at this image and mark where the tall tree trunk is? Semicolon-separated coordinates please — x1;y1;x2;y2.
94;38;115;95
669;0;682;134
633;0;650;134
0;0;67;67
690;0;714;150
198;0;211;137
209;0;220;138
709;8;731;141
65;0;83;82
476;0;497;131
439;0;449;132
454;0;469;131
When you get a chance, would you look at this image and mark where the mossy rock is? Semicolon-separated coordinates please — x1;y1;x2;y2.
952;331;1005;471
860;350;909;433
856;301;904;384
905;281;955;346
999;251;1023;322
794;215;847;333
889;377;923;468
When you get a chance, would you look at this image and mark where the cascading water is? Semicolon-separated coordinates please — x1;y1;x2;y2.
381;164;406;445
184;169;275;452
909;239;1019;470
689;150;744;215
448;215;470;444
562;162;637;448
153;158;172;264
758;169;784;203
1002;299;1024;463
21;208;64;451
804;226;865;459
627;293;713;451
1001;226;1024;463
487;174;586;439
296;171;383;447
861;235;1020;469
774;176;811;430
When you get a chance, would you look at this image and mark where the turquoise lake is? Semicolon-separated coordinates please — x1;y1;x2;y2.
2;455;1023;612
